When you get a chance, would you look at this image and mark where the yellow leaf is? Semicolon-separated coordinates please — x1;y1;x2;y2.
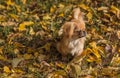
24;54;32;59
34;52;39;57
29;27;35;35
58;3;64;8
9;14;19;21
104;13;111;18
56;62;66;69
54;70;66;76
111;5;119;12
19;21;34;31
40;21;48;30
58;13;64;17
0;46;4;54
14;48;19;54
15;5;21;12
0;4;6;9
0;15;6;22
110;5;120;18
42;43;51;51
0;55;6;61
79;4;89;11
97;6;108;11
33;14;39;20
107;27;114;32
119;49;120;53
86;12;92;21
19;24;26;31
6;0;15;6
89;42;97;48
24;21;34;25
21;0;27;4
12;69;24;73
87;55;95;62
92;48;101;58
50;5;56;13
43;14;51;20
4;66;11;73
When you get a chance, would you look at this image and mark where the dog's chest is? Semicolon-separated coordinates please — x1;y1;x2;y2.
68;38;84;56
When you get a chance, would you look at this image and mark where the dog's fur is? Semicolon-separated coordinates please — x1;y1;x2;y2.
57;8;86;58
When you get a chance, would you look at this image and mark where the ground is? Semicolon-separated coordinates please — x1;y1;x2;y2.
0;0;120;78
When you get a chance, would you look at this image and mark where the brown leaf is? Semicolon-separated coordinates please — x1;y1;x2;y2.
12;58;24;67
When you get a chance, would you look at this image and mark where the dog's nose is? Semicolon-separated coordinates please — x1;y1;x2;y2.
79;30;87;37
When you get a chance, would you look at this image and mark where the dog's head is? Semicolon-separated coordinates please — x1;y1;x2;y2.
58;8;86;40
58;22;86;39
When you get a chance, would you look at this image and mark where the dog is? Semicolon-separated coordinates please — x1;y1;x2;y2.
57;8;86;60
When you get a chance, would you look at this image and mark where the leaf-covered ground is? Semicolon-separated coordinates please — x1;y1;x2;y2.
0;0;120;78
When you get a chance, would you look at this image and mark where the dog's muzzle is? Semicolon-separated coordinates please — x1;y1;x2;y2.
78;30;87;38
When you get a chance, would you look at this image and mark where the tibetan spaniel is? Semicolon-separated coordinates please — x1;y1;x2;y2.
57;8;86;60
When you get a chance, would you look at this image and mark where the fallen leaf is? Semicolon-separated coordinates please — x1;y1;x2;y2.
50;70;66;78
40;21;48;30
0;55;6;61
21;0;27;4
0;4;6;9
89;42;97;48
118;49;120;53
3;66;11;73
14;42;25;48
50;5;56;13
92;48;101;58
110;5;120;18
117;30;120;39
87;55;95;62
79;4;90;11
111;56;120;66
23;54;32;59
0;46;4;54
19;21;34;31
0;21;17;26
70;63;81;77
58;13;64;17
15;5;21;12
12;58;24;67
58;3;64;8
86;12;92;21
6;0;15;6
29;27;35;35
55;62;66;69
43;14;51;20
9;13;19;21
0;15;7;22
37;54;46;62
97;6;108;11
41;43;51;51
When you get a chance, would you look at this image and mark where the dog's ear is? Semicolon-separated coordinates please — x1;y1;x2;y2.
63;22;75;38
72;8;81;19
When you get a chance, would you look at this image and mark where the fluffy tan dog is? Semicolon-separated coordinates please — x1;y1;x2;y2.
57;8;86;60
